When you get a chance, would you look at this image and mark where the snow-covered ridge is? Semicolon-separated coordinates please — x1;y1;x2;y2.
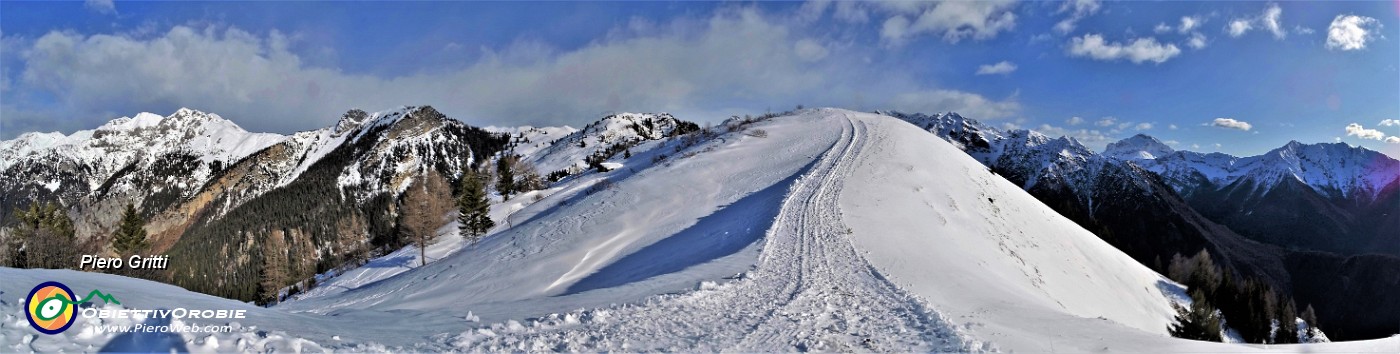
274;106;420;188
881;110;1107;193
487;125;580;161
519;112;695;174
1105;133;1175;161
0;108;287;175
1127;139;1400;199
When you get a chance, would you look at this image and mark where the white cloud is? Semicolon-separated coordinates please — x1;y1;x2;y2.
975;60;1017;75
1169;124;1178;130
797;1;830;22
1346;123;1387;140
1135;122;1153;131
8;9;1010;135
887;89;1020;119
1152;15;1210;50
1179;16;1203;34
1054;0;1101;34
1153;15;1208;50
1034;123;1114;149
1379;119;1400;127
1154;23;1172;34
1326;15;1383;51
1096;117;1117;127
800;0;871;24
1227;3;1287;39
1067;116;1084;125
84;0;116;15
1210;118;1253;131
1164;140;1180;146
1261;3;1285;39
877;0;1018;45
1067;34;1182;64
794;39;829;61
1293;26;1315;35
1387;137;1400;144
881;15;913;44
1227;19;1253;37
831;1;871;23
1186;32;1208;49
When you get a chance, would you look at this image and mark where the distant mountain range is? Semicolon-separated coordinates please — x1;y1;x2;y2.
881;110;1400;340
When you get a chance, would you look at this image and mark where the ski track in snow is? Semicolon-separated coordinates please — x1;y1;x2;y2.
455;113;974;352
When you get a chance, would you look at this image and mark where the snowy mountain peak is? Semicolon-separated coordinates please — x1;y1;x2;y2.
1104;134;1175;160
1002;129;1054;147
582;112;684;140
1138;140;1400;199
879;110;1001;153
334;109;371;135
1242;141;1400;198
515;112;697;174
170;106;199;117
0;108;287;191
97;112;165;132
10;131;67;146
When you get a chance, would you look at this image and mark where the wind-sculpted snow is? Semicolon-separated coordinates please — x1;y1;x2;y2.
439;112;976;352
842;112;1183;351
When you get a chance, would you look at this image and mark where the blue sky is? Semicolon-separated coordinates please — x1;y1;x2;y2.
2;1;1397;157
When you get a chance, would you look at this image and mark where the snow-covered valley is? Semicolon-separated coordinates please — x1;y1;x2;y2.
3;109;1398;352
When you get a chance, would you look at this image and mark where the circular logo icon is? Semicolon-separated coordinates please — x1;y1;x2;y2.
26;281;77;335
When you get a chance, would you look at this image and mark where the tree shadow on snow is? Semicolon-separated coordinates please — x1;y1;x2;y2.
561;164;807;296
361;254;415;269
98;310;191;353
1156;279;1190;304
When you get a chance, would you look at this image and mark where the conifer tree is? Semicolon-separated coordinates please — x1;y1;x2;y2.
260;231;288;305
1277;300;1299;343
1300;304;1320;341
9;202;77;268
457;169;494;242
111;203;148;254
1169;289;1223;342
496;155;516;198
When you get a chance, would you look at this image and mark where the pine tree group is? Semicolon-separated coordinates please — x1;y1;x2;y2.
1169;289;1223;341
4;202;77;268
1166;249;1315;343
457;168;494;243
111;203;148;254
